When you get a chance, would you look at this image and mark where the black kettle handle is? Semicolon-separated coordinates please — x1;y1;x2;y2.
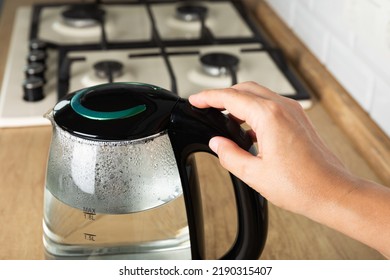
168;100;268;260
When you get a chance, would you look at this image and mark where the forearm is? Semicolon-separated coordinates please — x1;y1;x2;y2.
308;176;390;258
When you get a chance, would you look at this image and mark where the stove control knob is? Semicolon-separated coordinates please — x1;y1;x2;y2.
23;76;44;102
25;62;46;83
27;50;47;65
29;39;47;51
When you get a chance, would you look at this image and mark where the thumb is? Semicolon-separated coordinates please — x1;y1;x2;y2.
209;136;261;185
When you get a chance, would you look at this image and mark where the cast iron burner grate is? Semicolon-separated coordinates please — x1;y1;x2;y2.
25;0;310;103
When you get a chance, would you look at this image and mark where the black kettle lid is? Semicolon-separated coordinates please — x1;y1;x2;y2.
53;82;180;140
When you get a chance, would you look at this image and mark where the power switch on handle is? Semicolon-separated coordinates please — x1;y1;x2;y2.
188;103;252;150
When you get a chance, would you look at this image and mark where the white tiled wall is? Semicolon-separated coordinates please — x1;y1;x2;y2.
265;0;390;136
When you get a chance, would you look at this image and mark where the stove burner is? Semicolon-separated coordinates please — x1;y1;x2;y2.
175;4;208;22
62;4;105;28
93;60;124;82
200;52;239;76
200;52;239;85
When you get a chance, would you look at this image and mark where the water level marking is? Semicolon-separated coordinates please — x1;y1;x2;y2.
83;207;96;220
84;233;96;241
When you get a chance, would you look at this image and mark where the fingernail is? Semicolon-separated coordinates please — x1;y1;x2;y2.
209;137;218;153
188;95;197;104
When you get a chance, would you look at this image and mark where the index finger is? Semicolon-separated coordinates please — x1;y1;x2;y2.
231;81;278;99
188;87;265;126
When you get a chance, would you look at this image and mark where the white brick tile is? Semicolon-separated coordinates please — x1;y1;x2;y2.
346;0;382;42
264;0;296;28
354;38;390;82
291;2;330;63
295;0;313;9
326;37;375;111
353;2;390;82
312;0;355;47
267;0;390;133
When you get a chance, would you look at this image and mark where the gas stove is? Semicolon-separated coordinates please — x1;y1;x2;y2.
0;0;312;127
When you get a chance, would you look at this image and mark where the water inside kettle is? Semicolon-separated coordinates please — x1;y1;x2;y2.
46;128;183;213
43;189;191;259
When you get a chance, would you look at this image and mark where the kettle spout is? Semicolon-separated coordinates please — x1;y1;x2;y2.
44;99;70;125
44;109;54;124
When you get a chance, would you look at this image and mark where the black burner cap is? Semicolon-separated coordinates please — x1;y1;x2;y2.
93;60;124;80
200;52;240;76
62;4;105;27
176;4;208;22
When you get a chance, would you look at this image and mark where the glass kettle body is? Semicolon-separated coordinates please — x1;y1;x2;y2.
43;83;267;260
44;127;190;259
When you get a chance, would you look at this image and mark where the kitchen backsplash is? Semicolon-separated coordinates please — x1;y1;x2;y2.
264;0;390;137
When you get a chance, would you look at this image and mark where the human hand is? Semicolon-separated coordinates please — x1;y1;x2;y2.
189;81;354;217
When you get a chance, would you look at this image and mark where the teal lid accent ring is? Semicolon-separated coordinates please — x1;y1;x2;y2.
70;88;147;121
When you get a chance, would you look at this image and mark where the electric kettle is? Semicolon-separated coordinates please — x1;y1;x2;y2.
43;82;267;260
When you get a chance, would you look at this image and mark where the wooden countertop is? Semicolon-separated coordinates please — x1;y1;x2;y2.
0;0;386;260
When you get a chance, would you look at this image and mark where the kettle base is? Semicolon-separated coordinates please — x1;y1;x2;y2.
43;241;192;260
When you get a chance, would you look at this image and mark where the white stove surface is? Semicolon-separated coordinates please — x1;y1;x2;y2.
67;48;171;93
151;1;253;40
65;44;312;111
39;4;152;44
168;44;297;98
